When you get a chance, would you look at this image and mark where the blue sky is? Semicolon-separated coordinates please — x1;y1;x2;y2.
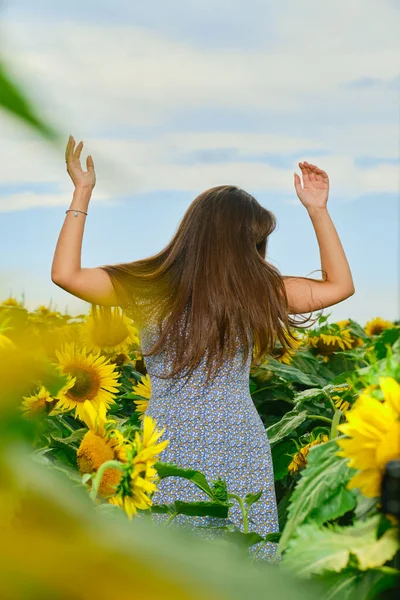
0;0;399;325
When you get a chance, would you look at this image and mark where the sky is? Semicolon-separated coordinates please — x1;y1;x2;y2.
0;0;399;325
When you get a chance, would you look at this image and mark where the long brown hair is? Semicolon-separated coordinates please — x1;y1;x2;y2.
96;185;325;383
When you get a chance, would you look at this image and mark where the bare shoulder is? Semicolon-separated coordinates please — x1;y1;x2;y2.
52;267;119;307
282;276;354;314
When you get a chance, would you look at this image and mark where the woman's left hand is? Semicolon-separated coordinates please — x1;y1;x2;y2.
65;135;96;190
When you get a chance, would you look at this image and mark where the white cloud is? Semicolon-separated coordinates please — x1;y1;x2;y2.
0;129;397;211
0;0;398;210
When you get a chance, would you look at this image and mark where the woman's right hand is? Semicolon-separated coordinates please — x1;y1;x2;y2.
294;161;329;210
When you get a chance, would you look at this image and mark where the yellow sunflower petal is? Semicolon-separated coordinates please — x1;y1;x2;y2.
347;469;382;499
379;376;400;417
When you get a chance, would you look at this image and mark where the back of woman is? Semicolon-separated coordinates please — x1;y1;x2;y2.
53;140;355;563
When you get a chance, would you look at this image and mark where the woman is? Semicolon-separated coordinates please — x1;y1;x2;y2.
52;136;355;561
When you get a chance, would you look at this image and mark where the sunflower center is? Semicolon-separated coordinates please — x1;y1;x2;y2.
316;336;342;354
66;367;100;402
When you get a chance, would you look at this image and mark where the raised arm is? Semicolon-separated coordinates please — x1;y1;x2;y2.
282;161;355;315
51;136;119;307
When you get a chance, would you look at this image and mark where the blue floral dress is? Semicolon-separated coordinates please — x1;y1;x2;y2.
137;309;280;562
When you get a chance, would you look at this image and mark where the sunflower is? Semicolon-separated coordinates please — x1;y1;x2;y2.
333;395;351;413
335;320;364;349
336;319;350;329
0;296;24;309
132;373;151;420
108;415;169;519
33;304;61;319
271;330;303;365
54;342;122;421
133;399;149;421
131;351;147;374
21;385;59;417
77;400;130;497
80;306;140;355
336;376;400;498
288;434;329;475
305;327;354;362
0;318;16;350
364;317;396;337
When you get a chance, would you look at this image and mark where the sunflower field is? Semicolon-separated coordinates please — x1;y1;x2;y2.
0;295;399;599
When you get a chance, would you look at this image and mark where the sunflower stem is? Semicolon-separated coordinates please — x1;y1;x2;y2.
306;414;333;424
330;410;343;440
321;390;337;412
164;512;178;527
228;493;249;533
57;415;75;434
90;459;125;503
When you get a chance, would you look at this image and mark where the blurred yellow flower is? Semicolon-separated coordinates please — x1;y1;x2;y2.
337;376;400;498
0;296;24;309
54;342;121;421
132;373;151;420
77;400;130;498
109;415;169;519
364;317;395;337
133;399;149;420
0;319;16;350
21;384;58;417
336;319;350;329
80;306;140;355
33;304;61;319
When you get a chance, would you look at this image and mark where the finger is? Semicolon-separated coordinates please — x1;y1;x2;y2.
299;162;310;183
306;162;328;179
74;140;84;161
65;135;73;162
303;161;317;182
317;167;329;179
66;135;75;163
304;161;322;174
294;172;302;190
86;155;94;170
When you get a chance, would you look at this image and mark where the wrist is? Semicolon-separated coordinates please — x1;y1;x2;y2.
70;186;91;209
307;205;328;215
73;185;93;196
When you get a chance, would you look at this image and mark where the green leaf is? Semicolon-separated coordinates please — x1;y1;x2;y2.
281;516;399;578
308;485;357;525
151;500;229;518
0;59;60;139
154;462;215;498
50;428;86;446
271;438;298;481
173;500;229;518
371;327;400;360
277;485;294;532
249;379;258;394
315;566;400;600
244;489;263;507
278;439;357;552
222;530;265;549
262;357;327;387
266;408;309;445
295;387;327;403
